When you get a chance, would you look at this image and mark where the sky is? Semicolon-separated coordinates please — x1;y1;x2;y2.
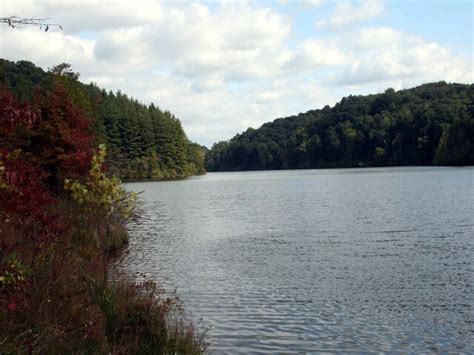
1;0;473;147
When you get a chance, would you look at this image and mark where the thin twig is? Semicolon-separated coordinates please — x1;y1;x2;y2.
0;16;62;31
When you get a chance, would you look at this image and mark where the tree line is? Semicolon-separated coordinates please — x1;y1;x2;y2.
0;59;206;179
206;82;473;171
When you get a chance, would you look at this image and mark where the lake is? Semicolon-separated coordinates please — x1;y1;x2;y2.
118;167;474;353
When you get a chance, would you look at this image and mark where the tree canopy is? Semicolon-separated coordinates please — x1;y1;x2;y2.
206;82;474;171
0;59;206;179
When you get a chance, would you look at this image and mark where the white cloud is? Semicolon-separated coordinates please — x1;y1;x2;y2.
306;0;326;7
336;27;474;86
285;38;348;69
0;27;94;69
155;2;291;80
351;27;406;50
279;0;325;7
191;77;225;93
85;1;291;83
317;0;385;30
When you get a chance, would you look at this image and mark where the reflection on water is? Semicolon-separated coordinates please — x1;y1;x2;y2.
117;167;474;353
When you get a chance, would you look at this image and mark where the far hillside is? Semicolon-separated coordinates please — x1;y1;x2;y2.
0;59;206;179
206;82;474;171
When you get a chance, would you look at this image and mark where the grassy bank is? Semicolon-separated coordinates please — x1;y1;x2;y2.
0;87;206;353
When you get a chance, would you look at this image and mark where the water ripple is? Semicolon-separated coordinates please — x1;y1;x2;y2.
116;167;474;353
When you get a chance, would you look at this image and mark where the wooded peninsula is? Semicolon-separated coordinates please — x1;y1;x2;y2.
206;82;473;171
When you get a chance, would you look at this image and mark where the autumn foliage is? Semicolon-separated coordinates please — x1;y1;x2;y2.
1;86;93;187
0;86;204;353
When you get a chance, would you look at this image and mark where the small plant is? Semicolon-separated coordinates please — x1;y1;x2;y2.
65;144;137;224
0;254;30;289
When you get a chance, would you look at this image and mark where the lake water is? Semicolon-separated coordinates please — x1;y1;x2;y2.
118;167;474;353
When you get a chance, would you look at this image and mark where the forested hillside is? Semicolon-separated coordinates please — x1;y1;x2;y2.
0;59;206;179
206;82;473;171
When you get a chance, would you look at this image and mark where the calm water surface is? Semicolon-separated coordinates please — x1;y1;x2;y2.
118;167;474;353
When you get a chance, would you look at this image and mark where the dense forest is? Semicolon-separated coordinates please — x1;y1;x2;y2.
206;82;474;171
0;59;206;179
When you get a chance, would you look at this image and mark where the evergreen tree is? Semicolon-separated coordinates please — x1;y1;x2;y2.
0;59;207;179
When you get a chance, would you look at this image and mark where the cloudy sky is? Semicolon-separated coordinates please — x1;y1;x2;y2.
1;0;472;146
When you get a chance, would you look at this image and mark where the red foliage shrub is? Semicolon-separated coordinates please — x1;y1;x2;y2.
0;86;93;192
0;87;90;248
0;89;39;134
0;87;95;348
34;85;94;184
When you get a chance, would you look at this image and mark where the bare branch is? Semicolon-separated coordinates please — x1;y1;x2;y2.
0;16;62;31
